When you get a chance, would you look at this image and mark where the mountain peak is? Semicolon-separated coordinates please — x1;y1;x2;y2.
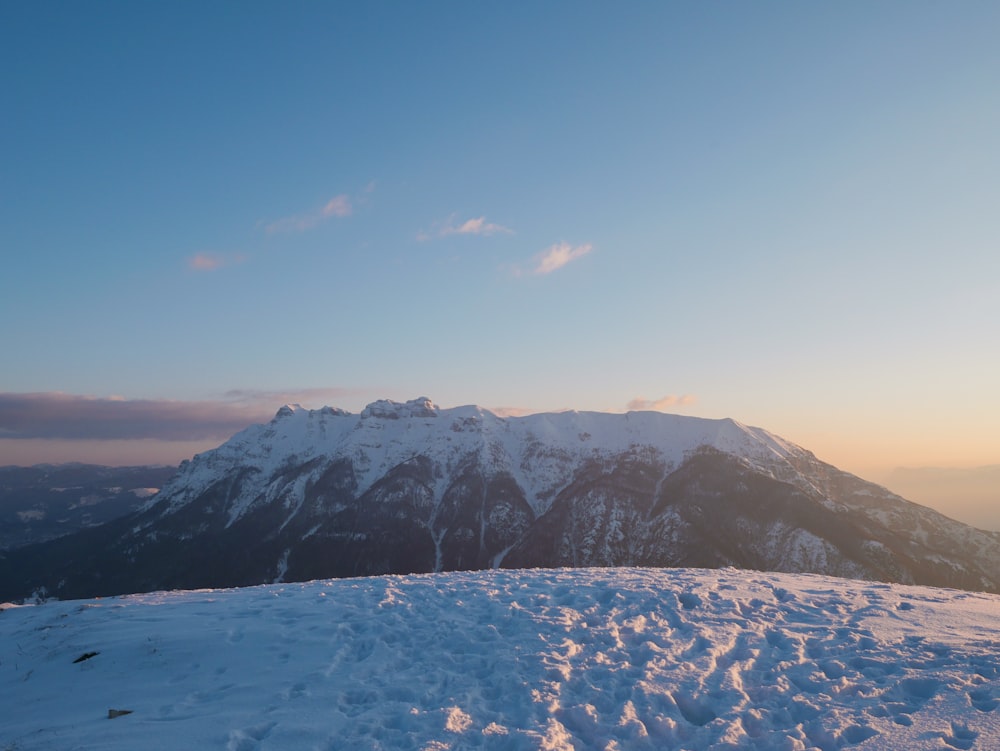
273;404;305;420
360;397;439;420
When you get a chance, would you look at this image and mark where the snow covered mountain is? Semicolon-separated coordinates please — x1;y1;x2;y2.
3;398;1000;600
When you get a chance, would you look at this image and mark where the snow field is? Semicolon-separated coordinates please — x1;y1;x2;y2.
3;567;1000;750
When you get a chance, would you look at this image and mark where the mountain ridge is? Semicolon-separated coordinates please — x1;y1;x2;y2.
3;397;999;601
157;398;809;519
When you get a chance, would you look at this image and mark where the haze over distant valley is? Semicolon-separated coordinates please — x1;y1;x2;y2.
882;466;1000;533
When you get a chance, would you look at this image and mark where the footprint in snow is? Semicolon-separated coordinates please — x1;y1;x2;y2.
970;687;999;712
673;693;716;726
677;591;701;610
225;627;245;644
943;721;978;750
227;721;276;751
900;677;939;701
840;724;879;745
283;681;308;700
769;586;795;603
970;656;999;679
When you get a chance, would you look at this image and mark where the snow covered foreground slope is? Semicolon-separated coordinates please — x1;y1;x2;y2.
4;567;1000;751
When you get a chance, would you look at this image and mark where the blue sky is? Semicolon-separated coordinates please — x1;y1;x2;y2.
2;2;998;487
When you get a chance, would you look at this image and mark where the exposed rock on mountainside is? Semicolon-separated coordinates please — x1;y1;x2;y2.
2;398;999;600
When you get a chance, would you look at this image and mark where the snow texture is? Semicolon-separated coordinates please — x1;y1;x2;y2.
4;567;1000;750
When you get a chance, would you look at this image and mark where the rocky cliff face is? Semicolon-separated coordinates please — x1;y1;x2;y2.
3;398;999;600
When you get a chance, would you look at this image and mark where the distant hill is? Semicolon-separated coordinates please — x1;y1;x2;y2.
0;464;177;550
886;465;1000;532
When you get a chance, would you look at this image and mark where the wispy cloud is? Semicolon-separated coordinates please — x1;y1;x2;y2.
441;216;512;237
322;195;352;218
626;395;697;412
0;389;366;442
418;215;513;241
187;253;246;272
532;242;593;275
0;393;268;441
265;193;354;234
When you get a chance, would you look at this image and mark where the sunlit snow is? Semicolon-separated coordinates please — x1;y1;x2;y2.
3;567;1000;750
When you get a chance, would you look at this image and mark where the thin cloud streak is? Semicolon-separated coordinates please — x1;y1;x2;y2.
0;389;374;442
265;193;354;234
419;215;513;241
189;254;224;271
532;242;592;275
0;393;273;441
626;395;697;412
441;216;512;237
187;253;246;272
322;195;352;218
